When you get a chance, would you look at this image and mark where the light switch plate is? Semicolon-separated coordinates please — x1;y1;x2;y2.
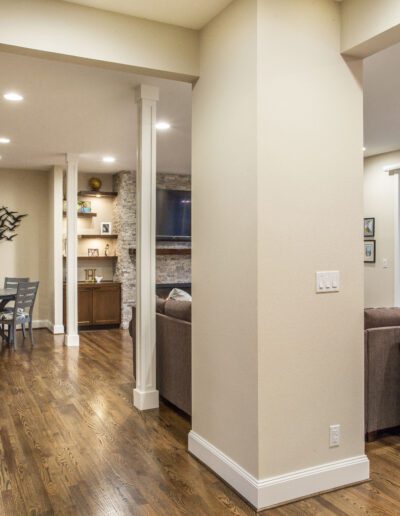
316;271;340;293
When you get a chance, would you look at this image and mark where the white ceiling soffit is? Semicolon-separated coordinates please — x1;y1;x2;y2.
61;0;234;30
364;41;400;158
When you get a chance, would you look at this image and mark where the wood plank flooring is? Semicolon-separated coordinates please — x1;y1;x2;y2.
0;329;398;515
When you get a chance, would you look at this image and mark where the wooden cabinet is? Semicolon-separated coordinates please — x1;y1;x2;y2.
63;282;121;328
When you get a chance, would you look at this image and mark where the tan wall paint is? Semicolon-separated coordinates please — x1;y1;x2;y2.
364;152;400;308
0;0;199;82
257;0;365;477
341;0;400;58
192;0;259;476
0;168;51;321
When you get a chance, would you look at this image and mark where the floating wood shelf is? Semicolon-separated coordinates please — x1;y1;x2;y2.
63;256;117;261
63;212;97;218
78;234;118;239
78;191;118;198
129;248;191;257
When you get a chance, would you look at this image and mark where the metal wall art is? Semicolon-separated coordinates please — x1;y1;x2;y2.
0;206;27;241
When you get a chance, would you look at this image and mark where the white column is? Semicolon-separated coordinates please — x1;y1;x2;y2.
133;84;159;410
64;153;79;347
51;165;64;334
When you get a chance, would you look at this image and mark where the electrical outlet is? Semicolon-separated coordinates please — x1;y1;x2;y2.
330;424;340;447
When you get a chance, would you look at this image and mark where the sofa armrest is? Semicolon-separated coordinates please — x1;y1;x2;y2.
365;326;400;434
156;314;191;415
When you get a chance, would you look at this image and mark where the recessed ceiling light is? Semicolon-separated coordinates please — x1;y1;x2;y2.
156;121;171;131
4;92;24;102
363;147;366;152
102;156;115;163
0;137;10;144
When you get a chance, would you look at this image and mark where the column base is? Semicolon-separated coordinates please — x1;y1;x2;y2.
64;334;80;347
133;388;159;410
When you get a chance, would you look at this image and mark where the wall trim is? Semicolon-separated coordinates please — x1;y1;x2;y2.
133;388;159;410
188;431;369;511
32;320;52;331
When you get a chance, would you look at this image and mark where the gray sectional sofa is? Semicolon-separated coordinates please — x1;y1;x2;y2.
365;307;400;441
129;297;191;415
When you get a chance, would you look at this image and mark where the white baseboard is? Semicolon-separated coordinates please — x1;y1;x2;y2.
188;431;369;511
64;334;80;347
32;320;52;330
49;323;64;334
133;388;159;410
31;320;64;334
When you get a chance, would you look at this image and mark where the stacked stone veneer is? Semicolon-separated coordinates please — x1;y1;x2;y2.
113;171;191;328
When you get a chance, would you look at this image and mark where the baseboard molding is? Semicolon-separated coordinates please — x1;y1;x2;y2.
48;323;64;334
64;334;80;347
133;388;159;410
32;320;52;331
188;431;369;511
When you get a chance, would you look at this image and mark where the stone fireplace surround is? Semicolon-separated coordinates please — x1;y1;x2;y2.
113;171;191;328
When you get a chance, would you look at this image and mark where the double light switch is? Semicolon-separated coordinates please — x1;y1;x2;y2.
316;271;340;293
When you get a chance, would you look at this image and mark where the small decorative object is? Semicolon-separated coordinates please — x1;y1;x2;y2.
0;206;27;242
101;222;112;235
104;243;110;257
88;248;99;257
95;276;103;283
89;177;102;192
78;200;92;213
84;268;96;282
364;240;376;263
364;217;375;238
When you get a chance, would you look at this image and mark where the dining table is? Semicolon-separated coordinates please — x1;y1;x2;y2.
0;287;17;343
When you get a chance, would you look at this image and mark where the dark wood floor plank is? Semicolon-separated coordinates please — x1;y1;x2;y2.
1;329;400;515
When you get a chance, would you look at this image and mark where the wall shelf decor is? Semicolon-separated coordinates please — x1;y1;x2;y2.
64;256;117;261
0;206;27;242
63;212;97;218
78;191;118;198
78;234;118;239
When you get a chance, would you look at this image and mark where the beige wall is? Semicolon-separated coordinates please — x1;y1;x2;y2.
364;151;400;307
0;168;51;321
193;0;366;486
0;0;199;82
257;0;365;477
192;0;259;476
341;0;400;58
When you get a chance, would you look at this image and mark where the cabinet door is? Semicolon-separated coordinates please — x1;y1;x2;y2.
92;285;121;325
78;286;93;326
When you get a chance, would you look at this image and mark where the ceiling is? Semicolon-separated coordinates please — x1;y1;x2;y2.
0;51;192;174
61;0;234;30
364;42;400;157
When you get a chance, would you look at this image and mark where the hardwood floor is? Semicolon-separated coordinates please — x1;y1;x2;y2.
0;329;399;515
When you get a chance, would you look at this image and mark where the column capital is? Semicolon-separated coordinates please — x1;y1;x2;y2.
65;153;79;165
135;84;159;103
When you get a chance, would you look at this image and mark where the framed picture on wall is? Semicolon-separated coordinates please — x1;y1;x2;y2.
364;217;375;238
364;240;376;263
101;222;112;235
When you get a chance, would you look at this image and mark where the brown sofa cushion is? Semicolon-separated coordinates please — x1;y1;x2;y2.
365;308;400;330
156;296;166;314
164;299;191;322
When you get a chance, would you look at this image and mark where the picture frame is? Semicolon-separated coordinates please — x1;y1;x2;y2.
364;240;376;263
101;222;112;235
364;217;375;238
88;248;99;257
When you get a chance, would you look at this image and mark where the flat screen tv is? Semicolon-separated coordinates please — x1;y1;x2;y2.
156;189;191;241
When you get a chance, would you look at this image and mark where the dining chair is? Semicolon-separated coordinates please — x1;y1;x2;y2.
4;277;29;289
2;277;29;312
0;281;39;349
